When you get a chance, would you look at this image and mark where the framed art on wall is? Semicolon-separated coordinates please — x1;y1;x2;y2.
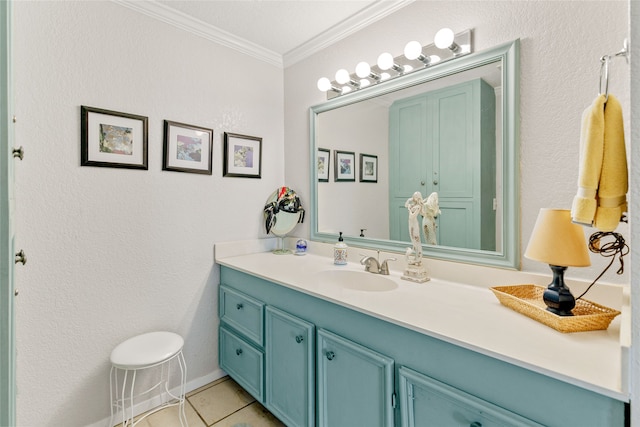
81;105;148;169
359;153;378;183
162;120;213;175
334;150;355;182
223;132;262;178
317;148;330;182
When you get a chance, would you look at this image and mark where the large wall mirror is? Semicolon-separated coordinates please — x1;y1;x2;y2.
309;40;520;269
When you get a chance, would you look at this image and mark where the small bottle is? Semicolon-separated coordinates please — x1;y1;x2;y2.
334;232;348;265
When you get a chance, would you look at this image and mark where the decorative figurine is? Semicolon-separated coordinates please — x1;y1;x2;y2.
422;192;441;246
401;191;439;283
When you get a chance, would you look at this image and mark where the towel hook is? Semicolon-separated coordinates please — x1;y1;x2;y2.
599;55;610;102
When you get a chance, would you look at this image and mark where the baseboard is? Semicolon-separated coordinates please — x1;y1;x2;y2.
88;368;227;427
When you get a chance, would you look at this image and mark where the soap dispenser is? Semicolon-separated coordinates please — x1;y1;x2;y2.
334;232;348;265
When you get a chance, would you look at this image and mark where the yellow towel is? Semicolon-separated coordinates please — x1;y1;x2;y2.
571;94;628;232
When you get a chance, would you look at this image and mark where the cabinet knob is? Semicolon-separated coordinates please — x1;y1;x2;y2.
433;180;438;185
295;335;304;343
12;146;24;160
470;422;482;427
15;250;26;265
236;348;243;356
236;303;243;310
420;181;425;186
326;351;335;361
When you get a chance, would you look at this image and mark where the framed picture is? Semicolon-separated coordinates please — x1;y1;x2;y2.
223;132;262;178
334;150;355;182
81;106;148;169
162;120;213;175
359;153;378;183
317;148;330;182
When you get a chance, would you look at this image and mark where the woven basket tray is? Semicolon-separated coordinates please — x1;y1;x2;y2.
490;284;620;333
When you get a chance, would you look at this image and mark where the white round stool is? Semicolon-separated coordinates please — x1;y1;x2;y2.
109;331;187;427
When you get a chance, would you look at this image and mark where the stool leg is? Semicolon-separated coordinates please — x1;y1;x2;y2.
129;370;137;427
178;351;187;427
109;366;115;427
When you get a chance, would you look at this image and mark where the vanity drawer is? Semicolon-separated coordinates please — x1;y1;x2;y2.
220;284;264;346
219;325;264;402
399;366;543;427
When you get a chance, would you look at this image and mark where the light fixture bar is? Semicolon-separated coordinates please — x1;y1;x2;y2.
320;29;472;100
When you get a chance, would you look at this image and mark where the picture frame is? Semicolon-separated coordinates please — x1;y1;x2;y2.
317;148;330;182
81;105;148;169
359;153;378;183
334;150;356;182
162;120;213;175
223;132;262;178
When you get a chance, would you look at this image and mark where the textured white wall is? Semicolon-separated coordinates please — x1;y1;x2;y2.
12;2;284;426
284;1;630;283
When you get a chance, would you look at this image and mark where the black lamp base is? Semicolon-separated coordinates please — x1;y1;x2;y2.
543;265;575;316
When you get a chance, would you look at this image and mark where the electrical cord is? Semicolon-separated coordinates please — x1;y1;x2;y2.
575;231;628;300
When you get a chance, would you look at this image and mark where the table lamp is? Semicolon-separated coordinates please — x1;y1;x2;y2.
524;209;591;316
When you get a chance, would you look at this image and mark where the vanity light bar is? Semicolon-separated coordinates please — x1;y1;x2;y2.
317;28;473;100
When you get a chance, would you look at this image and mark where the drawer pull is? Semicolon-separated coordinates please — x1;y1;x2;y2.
326;351;335;361
236;348;243;356
295;335;304;343
470;422;482;427
236;303;243;310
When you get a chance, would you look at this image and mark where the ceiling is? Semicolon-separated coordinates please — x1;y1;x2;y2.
115;0;413;67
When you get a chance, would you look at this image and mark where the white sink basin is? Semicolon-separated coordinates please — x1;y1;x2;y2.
314;270;398;292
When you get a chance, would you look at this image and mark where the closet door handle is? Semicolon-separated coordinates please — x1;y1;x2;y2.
236;348;243;356
15;250;26;265
12;146;24;160
236;303;243;310
470;422;482;427
326;351;335;361
295;335;304;343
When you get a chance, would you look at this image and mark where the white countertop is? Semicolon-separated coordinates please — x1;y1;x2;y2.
214;239;629;402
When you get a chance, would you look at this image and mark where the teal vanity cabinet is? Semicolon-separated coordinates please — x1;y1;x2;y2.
398;366;542;427
317;328;395;427
265;305;315;427
389;79;496;250
219;285;315;427
218;266;626;427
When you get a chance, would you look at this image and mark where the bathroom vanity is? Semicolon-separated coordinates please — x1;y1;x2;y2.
215;242;628;427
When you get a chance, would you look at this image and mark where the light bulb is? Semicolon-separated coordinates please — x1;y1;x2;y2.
430;55;441;64
359;79;371;88
434;28;455;49
335;69;351;85
341;86;352;94
404;41;422;60
404;65;414;73
355;62;371;78
377;52;394;71
380;72;391;81
317;77;331;92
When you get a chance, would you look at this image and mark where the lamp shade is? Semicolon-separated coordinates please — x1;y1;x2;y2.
524;209;591;267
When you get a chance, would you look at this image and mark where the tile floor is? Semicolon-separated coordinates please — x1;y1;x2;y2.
115;376;285;427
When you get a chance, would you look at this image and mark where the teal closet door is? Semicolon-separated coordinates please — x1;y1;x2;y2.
265;306;315;427
0;1;16;425
317;329;394;427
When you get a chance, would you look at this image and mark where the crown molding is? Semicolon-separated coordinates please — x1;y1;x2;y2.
112;0;413;69
112;0;283;67
283;0;415;68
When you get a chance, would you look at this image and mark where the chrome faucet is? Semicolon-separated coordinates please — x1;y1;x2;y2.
360;252;396;275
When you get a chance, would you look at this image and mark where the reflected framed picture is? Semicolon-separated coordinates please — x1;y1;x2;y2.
223;132;262;178
81;105;148;169
163;120;213;175
359;153;378;183
334;150;355;182
317;148;330;182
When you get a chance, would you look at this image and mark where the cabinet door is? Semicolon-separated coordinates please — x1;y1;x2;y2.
317;329;394;427
219;326;264;402
399;366;543;427
265;306;315;427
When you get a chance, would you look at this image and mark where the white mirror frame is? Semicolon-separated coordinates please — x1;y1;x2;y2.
309;39;520;269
